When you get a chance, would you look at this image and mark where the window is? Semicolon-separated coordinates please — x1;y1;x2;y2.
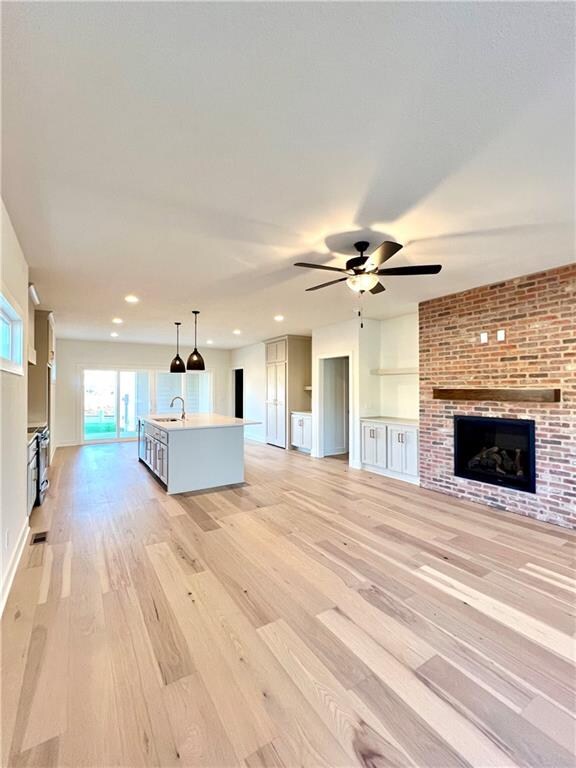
0;290;24;375
155;370;213;413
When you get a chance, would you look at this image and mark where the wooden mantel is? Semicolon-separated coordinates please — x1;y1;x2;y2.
432;388;561;403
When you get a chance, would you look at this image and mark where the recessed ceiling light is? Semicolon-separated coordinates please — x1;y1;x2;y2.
206;339;214;345
233;329;241;335
112;317;123;324
124;294;139;304
110;332;119;338
274;314;284;322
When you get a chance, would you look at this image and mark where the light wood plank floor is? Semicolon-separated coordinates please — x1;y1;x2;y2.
2;441;575;767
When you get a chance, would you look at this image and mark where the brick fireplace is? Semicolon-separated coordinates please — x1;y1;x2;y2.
419;264;575;528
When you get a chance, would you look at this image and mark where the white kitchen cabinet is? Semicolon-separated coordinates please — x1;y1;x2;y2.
140;421;170;485
361;418;419;484
265;335;311;450
266;339;287;364
266;361;286;447
291;412;312;452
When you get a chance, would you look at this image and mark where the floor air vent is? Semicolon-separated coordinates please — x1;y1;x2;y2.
31;531;48;544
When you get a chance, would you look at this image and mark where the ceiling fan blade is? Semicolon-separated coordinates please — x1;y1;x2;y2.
294;262;348;274
377;264;442;276
370;281;386;295
305;277;348;292
368;241;404;268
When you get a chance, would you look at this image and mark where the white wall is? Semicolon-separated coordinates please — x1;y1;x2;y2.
379;313;419;418
55;339;232;446
1;201;29;608
231;342;266;442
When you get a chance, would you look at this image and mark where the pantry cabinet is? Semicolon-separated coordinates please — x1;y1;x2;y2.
265;335;311;449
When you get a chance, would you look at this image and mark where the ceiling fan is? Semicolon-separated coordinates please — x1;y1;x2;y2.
294;239;442;294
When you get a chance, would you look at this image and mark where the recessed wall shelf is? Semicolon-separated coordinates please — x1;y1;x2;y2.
432;388;561;403
370;367;419;376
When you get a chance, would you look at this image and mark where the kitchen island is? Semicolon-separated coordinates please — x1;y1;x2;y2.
138;414;259;494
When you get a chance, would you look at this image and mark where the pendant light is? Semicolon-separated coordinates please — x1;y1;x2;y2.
187;310;205;371
170;322;186;373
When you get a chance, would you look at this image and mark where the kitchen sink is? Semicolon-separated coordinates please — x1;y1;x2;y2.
155;417;181;422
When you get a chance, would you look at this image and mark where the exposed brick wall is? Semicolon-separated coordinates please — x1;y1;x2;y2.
419;264;576;528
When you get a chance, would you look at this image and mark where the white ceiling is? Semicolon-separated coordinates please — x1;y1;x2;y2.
2;2;574;349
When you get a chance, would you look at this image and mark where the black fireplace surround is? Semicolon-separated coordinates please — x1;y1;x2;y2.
454;416;536;493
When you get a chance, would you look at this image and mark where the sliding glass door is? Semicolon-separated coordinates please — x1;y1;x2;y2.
83;369;150;442
82;368;213;443
83;370;118;441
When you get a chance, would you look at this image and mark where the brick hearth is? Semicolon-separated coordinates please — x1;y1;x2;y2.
419;263;576;528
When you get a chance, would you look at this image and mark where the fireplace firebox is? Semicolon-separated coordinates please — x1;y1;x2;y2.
454;416;536;493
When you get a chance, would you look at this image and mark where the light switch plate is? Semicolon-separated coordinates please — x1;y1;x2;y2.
480;332;488;344
496;329;506;341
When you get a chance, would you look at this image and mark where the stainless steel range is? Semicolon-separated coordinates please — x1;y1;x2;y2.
37;425;50;504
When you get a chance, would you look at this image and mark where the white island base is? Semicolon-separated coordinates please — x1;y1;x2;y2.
138;414;258;494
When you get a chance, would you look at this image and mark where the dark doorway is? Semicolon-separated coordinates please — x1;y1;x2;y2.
234;369;244;418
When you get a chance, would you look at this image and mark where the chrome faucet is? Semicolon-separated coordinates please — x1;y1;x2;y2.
170;396;185;420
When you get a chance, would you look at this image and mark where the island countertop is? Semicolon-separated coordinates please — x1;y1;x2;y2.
142;413;260;431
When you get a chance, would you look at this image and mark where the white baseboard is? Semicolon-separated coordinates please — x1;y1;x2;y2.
361;463;420;486
1;519;29;616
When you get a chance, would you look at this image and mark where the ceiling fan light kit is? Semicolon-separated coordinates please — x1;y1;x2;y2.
294;238;442;296
347;273;379;293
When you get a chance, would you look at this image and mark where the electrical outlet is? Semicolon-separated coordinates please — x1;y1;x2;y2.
496;329;506;341
479;332;488;344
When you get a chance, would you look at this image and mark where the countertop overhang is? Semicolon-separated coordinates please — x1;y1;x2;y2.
142;413;260;431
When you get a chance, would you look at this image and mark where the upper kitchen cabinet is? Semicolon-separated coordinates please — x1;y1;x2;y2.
28;310;55;425
265;335;311;449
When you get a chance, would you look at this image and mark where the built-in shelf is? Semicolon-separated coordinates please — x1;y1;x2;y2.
304;385;312;391
370;367;419;376
432;388;561;403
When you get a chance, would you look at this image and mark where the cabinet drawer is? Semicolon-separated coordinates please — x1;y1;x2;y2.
153;427;168;444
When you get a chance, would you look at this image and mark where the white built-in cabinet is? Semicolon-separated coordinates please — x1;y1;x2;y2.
361;422;387;469
361;418;419;483
266;361;286;447
139;421;169;485
291;412;312;452
265;335;311;449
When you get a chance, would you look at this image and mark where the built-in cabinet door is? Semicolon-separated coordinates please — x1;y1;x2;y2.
301;416;312;451
387;427;405;473
291;414;302;447
361;424;377;465
156;441;168;484
387;426;418;476
403;427;419;476
374;426;387;468
362;423;387;468
266;339;287;364
266;362;286;448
